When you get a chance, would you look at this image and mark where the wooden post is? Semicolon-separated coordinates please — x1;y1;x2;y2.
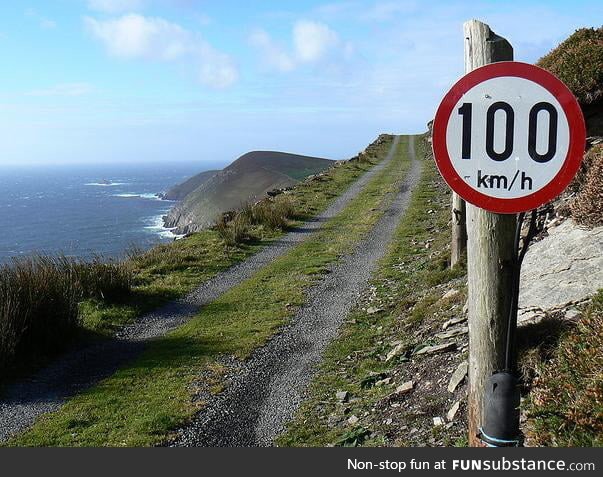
464;19;516;447
451;192;466;267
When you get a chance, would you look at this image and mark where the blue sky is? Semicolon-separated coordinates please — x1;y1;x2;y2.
0;0;600;167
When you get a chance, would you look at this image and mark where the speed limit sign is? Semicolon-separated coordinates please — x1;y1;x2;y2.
432;61;586;213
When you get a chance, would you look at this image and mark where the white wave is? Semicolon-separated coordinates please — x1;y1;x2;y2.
85;182;127;187
144;215;185;240
114;192;161;200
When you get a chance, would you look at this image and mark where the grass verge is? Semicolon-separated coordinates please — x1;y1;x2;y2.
6;136;411;446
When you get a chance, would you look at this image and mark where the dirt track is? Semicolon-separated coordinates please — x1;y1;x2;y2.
171;135;422;447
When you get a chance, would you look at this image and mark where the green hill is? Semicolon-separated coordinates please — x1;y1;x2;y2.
160;170;219;201
164;151;333;233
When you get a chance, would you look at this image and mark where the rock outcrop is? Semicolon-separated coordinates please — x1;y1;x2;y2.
519;219;603;323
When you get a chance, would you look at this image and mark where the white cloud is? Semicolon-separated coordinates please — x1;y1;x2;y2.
249;29;295;72
84;14;192;60
293;20;339;62
197;44;239;89
25;8;57;29
250;20;347;73
87;0;145;14
26;83;94;97
85;14;238;88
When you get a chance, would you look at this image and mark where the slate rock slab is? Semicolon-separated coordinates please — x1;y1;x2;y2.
519;220;603;323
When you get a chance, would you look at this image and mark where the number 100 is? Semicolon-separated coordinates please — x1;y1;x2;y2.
458;101;558;163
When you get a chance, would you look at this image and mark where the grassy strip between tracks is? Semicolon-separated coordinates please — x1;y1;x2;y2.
7;136;412;447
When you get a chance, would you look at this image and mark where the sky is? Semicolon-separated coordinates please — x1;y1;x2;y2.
0;0;601;168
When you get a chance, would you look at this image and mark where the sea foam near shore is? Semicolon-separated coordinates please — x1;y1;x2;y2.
145;215;185;240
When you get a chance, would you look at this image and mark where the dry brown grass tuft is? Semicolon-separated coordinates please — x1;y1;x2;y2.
214;212;251;246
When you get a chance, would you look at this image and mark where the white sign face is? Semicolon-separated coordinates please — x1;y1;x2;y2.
445;76;570;199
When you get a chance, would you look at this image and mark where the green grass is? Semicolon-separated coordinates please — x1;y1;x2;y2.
276;134;466;447
77;136;394;337
6;136;411;447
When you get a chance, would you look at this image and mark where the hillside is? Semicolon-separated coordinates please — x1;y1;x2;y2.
537;26;603;135
164;151;333;233
160;170;219;201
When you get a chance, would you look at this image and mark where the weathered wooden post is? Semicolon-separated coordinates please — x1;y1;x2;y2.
463;19;516;446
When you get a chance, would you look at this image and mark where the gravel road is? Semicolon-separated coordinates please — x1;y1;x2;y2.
0;137;400;443
171;136;422;447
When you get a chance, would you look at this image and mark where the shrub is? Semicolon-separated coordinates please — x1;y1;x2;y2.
537;27;603;105
250;196;296;229
214;195;297;244
214;212;251;246
570;145;603;227
0;256;132;373
525;291;603;446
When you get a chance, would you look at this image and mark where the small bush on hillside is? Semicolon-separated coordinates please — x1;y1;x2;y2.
250;196;296;229
214;195;297;244
0;256;133;373
537;27;603;105
570;145;603;227
525;291;603;446
214;212;252;246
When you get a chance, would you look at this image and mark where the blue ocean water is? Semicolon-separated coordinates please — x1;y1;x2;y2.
0;162;217;264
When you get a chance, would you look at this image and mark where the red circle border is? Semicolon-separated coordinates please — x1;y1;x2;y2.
432;61;586;214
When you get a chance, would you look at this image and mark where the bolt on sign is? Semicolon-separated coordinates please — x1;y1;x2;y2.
432;61;586;213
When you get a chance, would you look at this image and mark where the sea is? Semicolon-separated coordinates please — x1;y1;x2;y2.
0;161;219;265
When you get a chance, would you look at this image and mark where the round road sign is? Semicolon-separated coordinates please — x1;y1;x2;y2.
432;61;585;214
